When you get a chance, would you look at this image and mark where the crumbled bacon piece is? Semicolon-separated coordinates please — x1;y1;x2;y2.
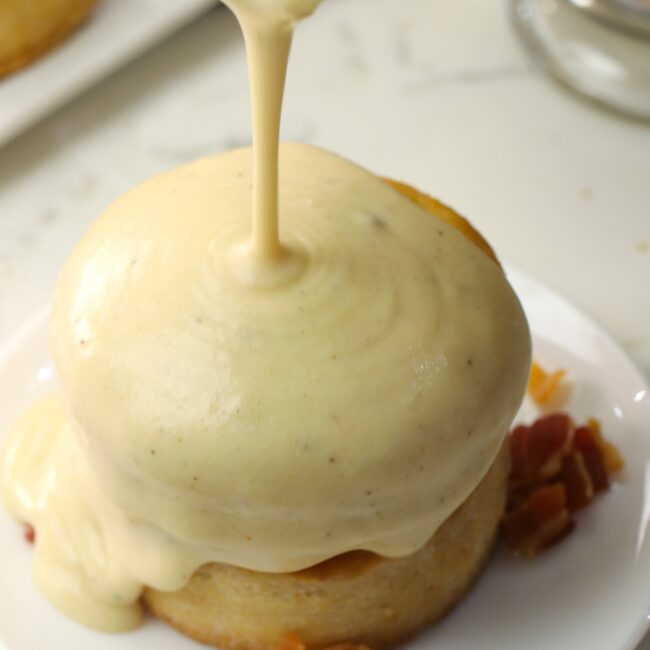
572;426;608;494
24;524;35;544
587;418;624;474
503;483;573;557
510;413;572;485
504;413;622;557
560;451;594;512
528;361;570;408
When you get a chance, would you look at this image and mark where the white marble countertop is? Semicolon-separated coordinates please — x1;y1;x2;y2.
0;0;648;646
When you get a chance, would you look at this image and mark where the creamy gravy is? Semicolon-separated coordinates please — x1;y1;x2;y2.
0;0;531;635
227;0;320;261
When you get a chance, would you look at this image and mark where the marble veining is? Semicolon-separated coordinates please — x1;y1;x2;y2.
403;63;533;93
337;21;370;75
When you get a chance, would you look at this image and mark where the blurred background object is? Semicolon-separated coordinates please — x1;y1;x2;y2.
0;0;100;78
0;0;219;148
511;0;650;120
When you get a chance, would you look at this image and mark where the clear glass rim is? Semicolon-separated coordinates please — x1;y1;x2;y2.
511;0;650;123
566;0;650;38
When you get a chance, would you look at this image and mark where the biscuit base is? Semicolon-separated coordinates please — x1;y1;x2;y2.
144;443;509;650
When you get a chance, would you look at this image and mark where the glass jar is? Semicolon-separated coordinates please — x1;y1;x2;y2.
511;0;650;120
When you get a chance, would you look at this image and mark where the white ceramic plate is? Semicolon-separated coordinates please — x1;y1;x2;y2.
0;0;220;148
0;268;648;650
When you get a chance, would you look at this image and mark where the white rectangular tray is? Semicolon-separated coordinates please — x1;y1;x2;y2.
0;0;220;148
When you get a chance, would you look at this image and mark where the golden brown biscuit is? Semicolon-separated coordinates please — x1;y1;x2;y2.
144;443;509;650
0;0;100;78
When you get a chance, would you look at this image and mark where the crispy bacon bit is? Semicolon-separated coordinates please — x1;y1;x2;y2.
560;451;594;512
503;484;573;557
572;426;608;493
587;418;624;474
510;413;572;485
504;413;622;557
528;361;570;408
24;524;35;544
